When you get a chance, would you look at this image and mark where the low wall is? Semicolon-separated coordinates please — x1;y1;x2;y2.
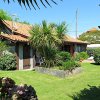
35;67;83;78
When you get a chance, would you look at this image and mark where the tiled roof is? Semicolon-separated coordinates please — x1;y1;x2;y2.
88;27;98;32
4;20;32;37
0;34;29;42
63;35;87;44
2;20;87;44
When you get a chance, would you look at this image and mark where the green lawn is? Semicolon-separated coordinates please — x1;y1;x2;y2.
0;63;100;100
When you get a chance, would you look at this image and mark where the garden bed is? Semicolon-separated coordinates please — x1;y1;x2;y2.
35;67;83;78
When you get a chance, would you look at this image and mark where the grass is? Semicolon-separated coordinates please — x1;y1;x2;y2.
0;62;100;100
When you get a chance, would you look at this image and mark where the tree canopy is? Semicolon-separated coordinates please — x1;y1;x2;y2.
29;20;67;67
0;9;12;21
78;30;100;44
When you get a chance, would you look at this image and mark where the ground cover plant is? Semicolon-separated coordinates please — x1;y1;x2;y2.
0;77;38;100
0;62;100;100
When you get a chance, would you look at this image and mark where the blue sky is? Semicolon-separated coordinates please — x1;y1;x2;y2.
0;0;100;37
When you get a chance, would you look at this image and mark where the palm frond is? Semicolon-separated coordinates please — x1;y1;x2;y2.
3;0;63;10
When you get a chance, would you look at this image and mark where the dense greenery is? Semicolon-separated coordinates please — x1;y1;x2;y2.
78;30;100;44
0;63;100;100
87;48;96;56
55;51;81;71
59;60;81;71
0;9;12;20
0;41;9;56
56;51;71;66
0;77;38;100
30;20;67;67
74;52;89;61
0;53;16;70
93;48;100;65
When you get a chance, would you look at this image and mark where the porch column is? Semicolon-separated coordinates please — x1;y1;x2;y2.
30;47;33;69
19;45;23;70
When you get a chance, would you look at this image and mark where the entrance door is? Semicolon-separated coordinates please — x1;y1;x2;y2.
23;45;30;69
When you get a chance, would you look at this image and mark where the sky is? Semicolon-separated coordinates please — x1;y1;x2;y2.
0;0;100;37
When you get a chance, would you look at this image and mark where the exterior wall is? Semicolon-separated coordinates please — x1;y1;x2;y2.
19;44;23;70
62;42;87;56
15;43;36;70
15;44;19;69
30;47;36;69
75;44;87;52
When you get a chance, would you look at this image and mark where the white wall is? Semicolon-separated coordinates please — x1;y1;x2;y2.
19;45;23;70
30;47;36;69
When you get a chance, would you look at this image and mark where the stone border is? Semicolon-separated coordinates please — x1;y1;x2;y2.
35;67;83;78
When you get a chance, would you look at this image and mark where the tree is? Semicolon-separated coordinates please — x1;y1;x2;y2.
3;0;63;10
56;22;67;39
0;9;12;20
78;30;100;44
29;20;67;67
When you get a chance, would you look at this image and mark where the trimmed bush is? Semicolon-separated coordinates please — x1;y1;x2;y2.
59;60;81;71
0;53;16;70
94;48;100;65
56;51;71;66
0;77;38;100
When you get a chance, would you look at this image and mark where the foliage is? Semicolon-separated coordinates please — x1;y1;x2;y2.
74;52;89;61
42;47;57;68
4;0;62;10
56;51;71;66
87;48;96;56
58;51;71;61
93;48;100;65
0;53;16;70
0;9;12;20
20;21;30;25
56;22;67;39
59;60;81;71
30;20;67;67
78;30;100;44
70;85;100;100
0;41;9;56
0;77;38;100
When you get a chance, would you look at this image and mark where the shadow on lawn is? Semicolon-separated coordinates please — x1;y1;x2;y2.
91;63;100;66
70;85;100;100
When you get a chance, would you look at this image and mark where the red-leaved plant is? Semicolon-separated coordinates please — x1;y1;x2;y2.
0;77;38;100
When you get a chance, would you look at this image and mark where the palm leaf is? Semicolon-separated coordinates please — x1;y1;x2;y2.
3;0;63;10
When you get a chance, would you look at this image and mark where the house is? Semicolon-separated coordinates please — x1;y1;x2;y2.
0;20;87;70
62;35;87;56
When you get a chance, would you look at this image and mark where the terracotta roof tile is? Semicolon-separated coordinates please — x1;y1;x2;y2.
0;34;29;42
63;35;87;44
4;20;32;37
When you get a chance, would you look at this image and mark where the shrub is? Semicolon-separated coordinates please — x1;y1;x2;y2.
74;52;89;61
41;47;57;68
0;77;38;100
59;60;81;71
94;48;100;65
87;48;95;56
0;53;16;70
0;41;9;56
56;51;71;66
